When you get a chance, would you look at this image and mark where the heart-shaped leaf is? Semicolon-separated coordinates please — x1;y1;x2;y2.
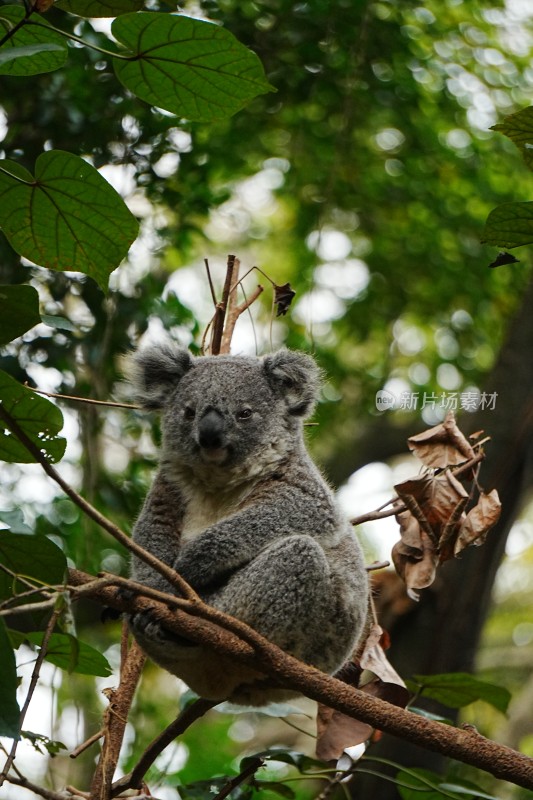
482;201;533;249
0;151;139;289
0;284;41;345
112;13;275;121
0;6;67;75
0;369;66;464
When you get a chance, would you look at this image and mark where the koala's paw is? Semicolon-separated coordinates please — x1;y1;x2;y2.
129;609;170;644
129;610;197;648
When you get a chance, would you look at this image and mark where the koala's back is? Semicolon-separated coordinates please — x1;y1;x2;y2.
128;345;369;705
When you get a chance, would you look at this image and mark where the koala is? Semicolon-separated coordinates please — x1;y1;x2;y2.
128;343;368;705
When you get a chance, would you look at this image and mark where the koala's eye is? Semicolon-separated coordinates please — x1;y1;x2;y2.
184;406;196;421
237;407;253;421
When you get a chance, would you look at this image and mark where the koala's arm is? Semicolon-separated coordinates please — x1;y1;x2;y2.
132;471;184;593
174;487;334;590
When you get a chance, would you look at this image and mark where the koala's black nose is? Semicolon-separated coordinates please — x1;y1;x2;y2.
198;409;225;449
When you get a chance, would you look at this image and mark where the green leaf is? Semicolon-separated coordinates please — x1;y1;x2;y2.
0;7;67;76
25;632;113;676
409;672;510;713
21;730;67;757
40;313;76;331
112;13;275;121
0;151;139;290
0;284;41;345
0;619;21;738
0;370;66;464
56;0;143;17
491;106;533;169
482;201;533;249
0;531;67;601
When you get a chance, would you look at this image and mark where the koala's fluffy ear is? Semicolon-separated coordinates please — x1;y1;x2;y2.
127;343;193;410
263;350;321;417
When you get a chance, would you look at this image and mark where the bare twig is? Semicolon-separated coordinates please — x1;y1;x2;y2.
4;773;77;800
204;257;219;307
111;698;216;796
26;385;138;410
0;608;61;788
212;756;265;800
0;598;57;616
70;730;104;759
210;254;236;355
220;256;241;354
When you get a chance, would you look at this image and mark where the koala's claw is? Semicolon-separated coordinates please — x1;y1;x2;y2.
129;609;169;643
130;610;196;647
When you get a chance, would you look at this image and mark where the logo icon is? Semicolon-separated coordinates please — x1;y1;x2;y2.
375;389;396;412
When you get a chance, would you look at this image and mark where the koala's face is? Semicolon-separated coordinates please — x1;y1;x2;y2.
130;344;320;483
161;357;295;473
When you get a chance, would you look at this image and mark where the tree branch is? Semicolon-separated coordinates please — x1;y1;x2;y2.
67;568;533;792
89;630;146;800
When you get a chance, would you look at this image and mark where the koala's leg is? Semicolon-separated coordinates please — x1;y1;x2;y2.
212;534;352;675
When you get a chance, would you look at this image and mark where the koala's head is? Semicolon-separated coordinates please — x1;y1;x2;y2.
128;343;321;482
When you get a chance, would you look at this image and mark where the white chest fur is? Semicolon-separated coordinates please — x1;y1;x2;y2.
180;483;255;543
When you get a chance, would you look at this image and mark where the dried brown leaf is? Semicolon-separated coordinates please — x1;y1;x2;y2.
316;676;410;760
394;471;469;547
316;704;373;760
407;411;475;468
454;489;501;555
392;512;438;600
359;624;406;687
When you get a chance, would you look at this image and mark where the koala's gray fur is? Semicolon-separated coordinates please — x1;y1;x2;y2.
128;344;368;705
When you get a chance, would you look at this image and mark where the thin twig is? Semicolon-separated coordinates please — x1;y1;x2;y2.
212;756;265;800
27;385;138;410
0;584;59;611
70;730;104;759
0;2;36;48
111;698;216;796
0;608;61;788
204;258;218;307
0;598;57;616
4;773;76;800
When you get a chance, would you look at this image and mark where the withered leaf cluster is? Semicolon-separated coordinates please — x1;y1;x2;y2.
392;412;501;600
